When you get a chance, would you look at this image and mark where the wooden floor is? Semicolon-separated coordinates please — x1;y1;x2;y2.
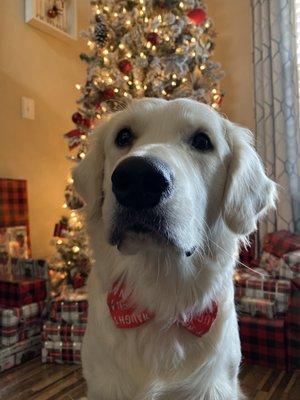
0;358;299;399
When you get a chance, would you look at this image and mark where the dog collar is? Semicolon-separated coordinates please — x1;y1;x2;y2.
107;281;218;337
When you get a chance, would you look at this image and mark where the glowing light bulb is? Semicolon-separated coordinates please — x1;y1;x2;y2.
162;89;167;95
124;75;129;81
191;51;196;57
191;37;196;43
75;84;81;90
212;103;218;109
200;65;206;70
179;2;184;8
152;45;156;51
172;74;177;79
108;77;113;83
114;88;119;93
103;49;109;55
119;43;125;49
146;42;151;48
212;88;217;94
57;239;63;245
72;246;80;253
62;203;67;208
79;152;86;159
205;22;210;28
126;52;132;58
124;92;129;97
80;134;87;140
182;77;187;83
171;81;176;87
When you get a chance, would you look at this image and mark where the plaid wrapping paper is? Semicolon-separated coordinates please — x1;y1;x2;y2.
0;275;46;307
11;257;48;280
42;321;86;342
1;319;41;346
260;252;300;279
239;315;287;369
0;179;31;254
0;335;41;372
0;301;44;328
238;297;276;319
41;340;82;364
286;278;300;370
50;299;88;324
263;230;300;258
234;270;290;315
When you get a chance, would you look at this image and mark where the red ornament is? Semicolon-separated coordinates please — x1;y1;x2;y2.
118;59;133;74
64;129;84;150
102;87;115;100
73;273;85;289
47;5;59;19
72;112;83;124
187;8;207;25
146;32;160;45
82;118;93;128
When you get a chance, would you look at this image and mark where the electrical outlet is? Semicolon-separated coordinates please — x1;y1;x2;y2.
21;97;35;120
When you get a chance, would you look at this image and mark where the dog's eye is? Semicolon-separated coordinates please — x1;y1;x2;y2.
190;132;214;151
115;128;134;148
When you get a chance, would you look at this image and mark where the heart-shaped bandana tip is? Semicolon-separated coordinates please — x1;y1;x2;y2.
107;281;218;337
107;282;154;328
179;302;218;337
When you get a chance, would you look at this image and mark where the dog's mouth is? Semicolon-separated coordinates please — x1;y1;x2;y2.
109;211;195;257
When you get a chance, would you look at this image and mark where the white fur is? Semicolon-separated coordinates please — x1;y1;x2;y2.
73;99;276;400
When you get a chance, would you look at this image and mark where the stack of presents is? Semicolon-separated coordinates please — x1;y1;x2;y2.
41;292;88;364
0;178;88;371
236;230;300;370
0;179;48;371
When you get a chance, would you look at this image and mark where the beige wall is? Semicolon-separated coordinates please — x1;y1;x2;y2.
0;0;91;258
208;0;255;132
0;0;254;258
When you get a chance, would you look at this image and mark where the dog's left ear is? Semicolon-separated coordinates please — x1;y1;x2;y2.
222;120;277;236
72;123;105;220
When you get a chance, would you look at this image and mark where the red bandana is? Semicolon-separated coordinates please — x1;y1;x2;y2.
107;281;218;338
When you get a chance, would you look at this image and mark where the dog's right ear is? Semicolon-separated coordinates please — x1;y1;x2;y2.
72;124;105;220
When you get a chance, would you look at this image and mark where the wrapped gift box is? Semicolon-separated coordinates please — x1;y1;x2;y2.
235;269;290;315
0;335;41;372
286;278;300;371
42;321;86;343
0;275;46;307
259;252;300;279
50;299;88;324
239;315;286;369
41;340;81;364
0;301;45;346
11;257;48;280
238;297;276;319
263;230;300;258
1;320;41;347
0;179;31;254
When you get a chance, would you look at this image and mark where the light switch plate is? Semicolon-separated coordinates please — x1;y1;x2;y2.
21;97;35;120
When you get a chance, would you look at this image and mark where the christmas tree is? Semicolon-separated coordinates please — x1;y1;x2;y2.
50;0;223;297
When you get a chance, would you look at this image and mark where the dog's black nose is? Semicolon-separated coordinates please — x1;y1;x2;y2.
111;156;173;210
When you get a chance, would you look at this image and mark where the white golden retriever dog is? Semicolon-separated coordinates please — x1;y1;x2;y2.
73;98;276;400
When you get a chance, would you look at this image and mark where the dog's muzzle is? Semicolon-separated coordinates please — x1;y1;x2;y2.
111;156;173;210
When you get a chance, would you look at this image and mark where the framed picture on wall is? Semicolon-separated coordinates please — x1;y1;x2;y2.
0;226;29;275
25;0;77;43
